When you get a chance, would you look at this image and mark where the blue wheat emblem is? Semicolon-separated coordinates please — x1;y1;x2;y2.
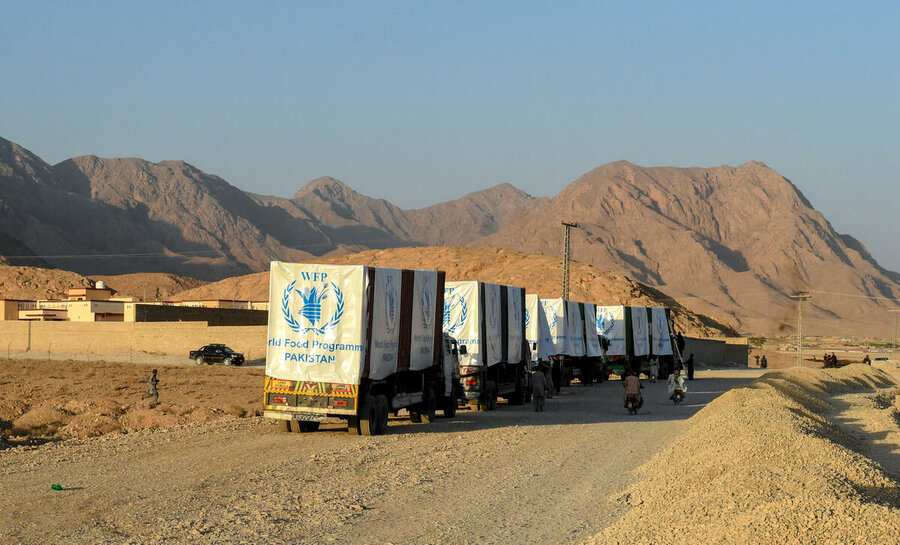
543;303;558;329
443;292;468;334
597;310;615;335
421;288;433;329
282;280;344;334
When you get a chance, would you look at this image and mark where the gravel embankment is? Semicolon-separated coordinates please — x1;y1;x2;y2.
587;364;900;545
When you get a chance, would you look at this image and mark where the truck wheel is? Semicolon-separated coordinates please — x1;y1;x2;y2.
280;419;293;433
224;358;232;366
421;386;437;424
442;397;457;418
347;416;360;435
488;382;498;410
359;395;379;436
507;376;526;405
194;357;204;366
297;421;319;433
375;394;389;434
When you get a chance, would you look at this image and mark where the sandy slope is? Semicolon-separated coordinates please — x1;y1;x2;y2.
587;365;900;545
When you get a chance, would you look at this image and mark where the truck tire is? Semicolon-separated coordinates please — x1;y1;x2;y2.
507;376;526;405
375;394;389;434
224;358;232;366
442;397;457;418
296;421;320;433
478;382;497;411
421;386;437;424
194;356;204;366
488;381;498;410
280;419;293;433
359;394;379;436
347;416;360;435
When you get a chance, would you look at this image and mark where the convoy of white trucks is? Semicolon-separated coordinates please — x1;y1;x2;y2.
263;261;679;435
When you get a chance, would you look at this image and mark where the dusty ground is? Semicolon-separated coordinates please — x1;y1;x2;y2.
0;363;757;544
0;358;263;446
588;364;900;545
1;362;897;544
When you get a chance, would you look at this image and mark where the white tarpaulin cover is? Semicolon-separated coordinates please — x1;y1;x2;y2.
596;305;627;356
506;286;524;363
525;294;553;361
650;307;673;356
567;301;586;357
483;283;503;366
542;298;571;355
365;268;403;380
445;281;503;367
266;262;368;384
409;269;439;371
444;281;480;366
631;306;650;357
583;303;603;357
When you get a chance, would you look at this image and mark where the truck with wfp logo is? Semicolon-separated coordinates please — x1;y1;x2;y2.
444;281;529;411
263;262;459;436
595;305;674;378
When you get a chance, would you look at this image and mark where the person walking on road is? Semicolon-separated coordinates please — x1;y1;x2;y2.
531;369;547;412
760;355;768;369
685;353;695;380
142;369;160;404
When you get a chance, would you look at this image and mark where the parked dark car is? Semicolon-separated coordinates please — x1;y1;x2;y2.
189;344;245;366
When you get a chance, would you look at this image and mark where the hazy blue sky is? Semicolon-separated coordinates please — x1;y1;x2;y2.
3;1;899;267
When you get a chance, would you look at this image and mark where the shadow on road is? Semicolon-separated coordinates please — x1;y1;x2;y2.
305;370;762;437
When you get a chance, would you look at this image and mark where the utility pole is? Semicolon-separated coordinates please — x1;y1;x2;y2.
562;221;577;300
790;291;811;367
888;310;900;360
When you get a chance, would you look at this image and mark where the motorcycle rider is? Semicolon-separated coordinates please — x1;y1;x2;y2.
667;368;686;401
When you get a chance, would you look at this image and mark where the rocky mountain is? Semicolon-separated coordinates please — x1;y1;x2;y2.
474;161;900;335
2;136;897;335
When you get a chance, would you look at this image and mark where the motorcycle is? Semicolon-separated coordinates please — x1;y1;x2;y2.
624;394;641;415
670;388;685;405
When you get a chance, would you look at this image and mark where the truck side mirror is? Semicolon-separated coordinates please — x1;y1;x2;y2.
459;345;468;355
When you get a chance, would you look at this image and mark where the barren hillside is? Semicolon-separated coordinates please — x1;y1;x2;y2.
4;136;899;335
174;246;735;337
0;266;204;302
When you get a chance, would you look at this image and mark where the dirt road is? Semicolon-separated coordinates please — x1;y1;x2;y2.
0;369;759;544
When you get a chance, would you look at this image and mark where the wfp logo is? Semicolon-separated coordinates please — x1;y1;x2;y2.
524;307;531;328
443;290;468;335
597;310;615;336
383;275;398;334
542;303;558;329
420;285;434;330
282;278;344;335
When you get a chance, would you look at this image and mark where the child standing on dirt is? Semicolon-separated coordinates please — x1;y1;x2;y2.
142;369;159;404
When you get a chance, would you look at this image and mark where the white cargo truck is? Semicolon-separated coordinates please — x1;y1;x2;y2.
263;262;459;436
595;305;659;378
540;297;575;391
444;281;528;411
525;294;554;365
570;302;606;385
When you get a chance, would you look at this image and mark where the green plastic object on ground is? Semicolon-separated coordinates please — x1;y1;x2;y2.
50;484;62;490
